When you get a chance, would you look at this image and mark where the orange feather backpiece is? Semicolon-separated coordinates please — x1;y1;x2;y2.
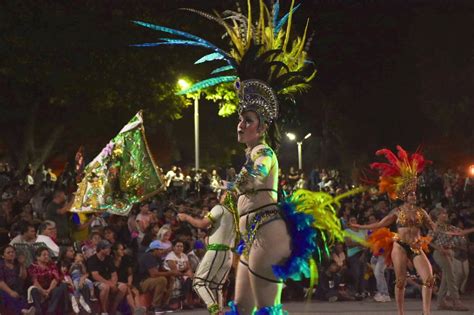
367;228;395;265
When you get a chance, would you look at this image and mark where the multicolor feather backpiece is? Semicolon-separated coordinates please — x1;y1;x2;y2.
132;0;316;122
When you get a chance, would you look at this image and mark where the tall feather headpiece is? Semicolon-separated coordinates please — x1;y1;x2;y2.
370;145;430;200
131;0;316;124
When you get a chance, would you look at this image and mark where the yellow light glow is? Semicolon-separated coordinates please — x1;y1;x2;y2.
177;79;190;90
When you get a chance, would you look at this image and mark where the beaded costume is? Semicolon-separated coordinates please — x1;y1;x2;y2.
132;2;361;314
367;146;433;264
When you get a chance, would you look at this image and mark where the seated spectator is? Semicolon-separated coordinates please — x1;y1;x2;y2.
316;261;355;302
59;260;91;314
0;195;15;241
136;202;155;243
137;223;160;259
164;240;194;309
112;242;146;314
70;252;97;303
137;240;180;313
104;226;118;245
28;246;68;314
10;222;36;246
58;245;75;266
196;228;207;244
82;230;102;259
187;240;205;273
331;243;347;272
35;221;60;258
156;226;173;254
0;245;35;315
87;240;127;315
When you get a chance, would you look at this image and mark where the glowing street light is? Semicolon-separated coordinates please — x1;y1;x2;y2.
286;133;296;141
286;132;312;170
469;164;474;177
177;79;190;90
178;78;200;170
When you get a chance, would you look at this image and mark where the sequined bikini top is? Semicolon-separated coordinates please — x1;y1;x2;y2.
395;206;426;228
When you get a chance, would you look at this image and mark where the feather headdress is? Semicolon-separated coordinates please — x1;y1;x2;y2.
131;0;316;125
370;145;430;200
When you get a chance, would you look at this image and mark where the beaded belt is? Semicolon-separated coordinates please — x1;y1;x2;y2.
239;208;281;258
207;243;231;251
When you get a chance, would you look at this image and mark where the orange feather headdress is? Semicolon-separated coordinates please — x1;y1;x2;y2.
370;145;430;200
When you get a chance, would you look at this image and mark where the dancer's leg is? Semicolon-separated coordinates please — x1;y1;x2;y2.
234;260;255;315
391;243;408;315
248;219;291;309
413;252;434;315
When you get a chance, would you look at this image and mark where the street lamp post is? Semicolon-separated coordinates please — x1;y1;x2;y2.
178;79;200;170
286;132;312;170
296;141;303;170
193;95;200;170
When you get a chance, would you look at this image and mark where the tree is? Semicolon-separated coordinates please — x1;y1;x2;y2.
0;1;194;170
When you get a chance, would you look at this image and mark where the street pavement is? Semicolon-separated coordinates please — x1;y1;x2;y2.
181;296;474;315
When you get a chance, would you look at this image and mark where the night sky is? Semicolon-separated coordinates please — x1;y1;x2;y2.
1;0;473;174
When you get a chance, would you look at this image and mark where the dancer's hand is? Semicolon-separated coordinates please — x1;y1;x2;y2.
349;222;362;229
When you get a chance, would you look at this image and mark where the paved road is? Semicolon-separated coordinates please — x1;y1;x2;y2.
179;296;474;315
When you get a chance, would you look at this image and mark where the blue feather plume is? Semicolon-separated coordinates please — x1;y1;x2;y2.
176;75;237;95
195;52;226;64
210;65;235;74
132;20;235;66
274;3;302;34
133;20;213;46
131;39;214;49
271;200;318;282
272;0;280;34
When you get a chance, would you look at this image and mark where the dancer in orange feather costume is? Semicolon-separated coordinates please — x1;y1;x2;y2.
350;146;437;315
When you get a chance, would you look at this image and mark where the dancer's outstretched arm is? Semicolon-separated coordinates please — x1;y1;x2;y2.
350;212;397;230
177;213;211;229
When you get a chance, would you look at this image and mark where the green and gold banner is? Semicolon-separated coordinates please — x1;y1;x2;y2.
71;111;164;216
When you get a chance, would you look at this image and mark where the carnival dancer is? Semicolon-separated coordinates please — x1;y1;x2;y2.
177;192;238;315
132;2;360;314
350;146;436;315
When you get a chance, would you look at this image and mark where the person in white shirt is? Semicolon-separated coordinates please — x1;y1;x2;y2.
165;166;177;188
35;220;60;257
163;240;194;309
10;223;36;246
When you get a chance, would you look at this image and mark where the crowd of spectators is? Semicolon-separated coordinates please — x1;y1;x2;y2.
0;161;473;314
